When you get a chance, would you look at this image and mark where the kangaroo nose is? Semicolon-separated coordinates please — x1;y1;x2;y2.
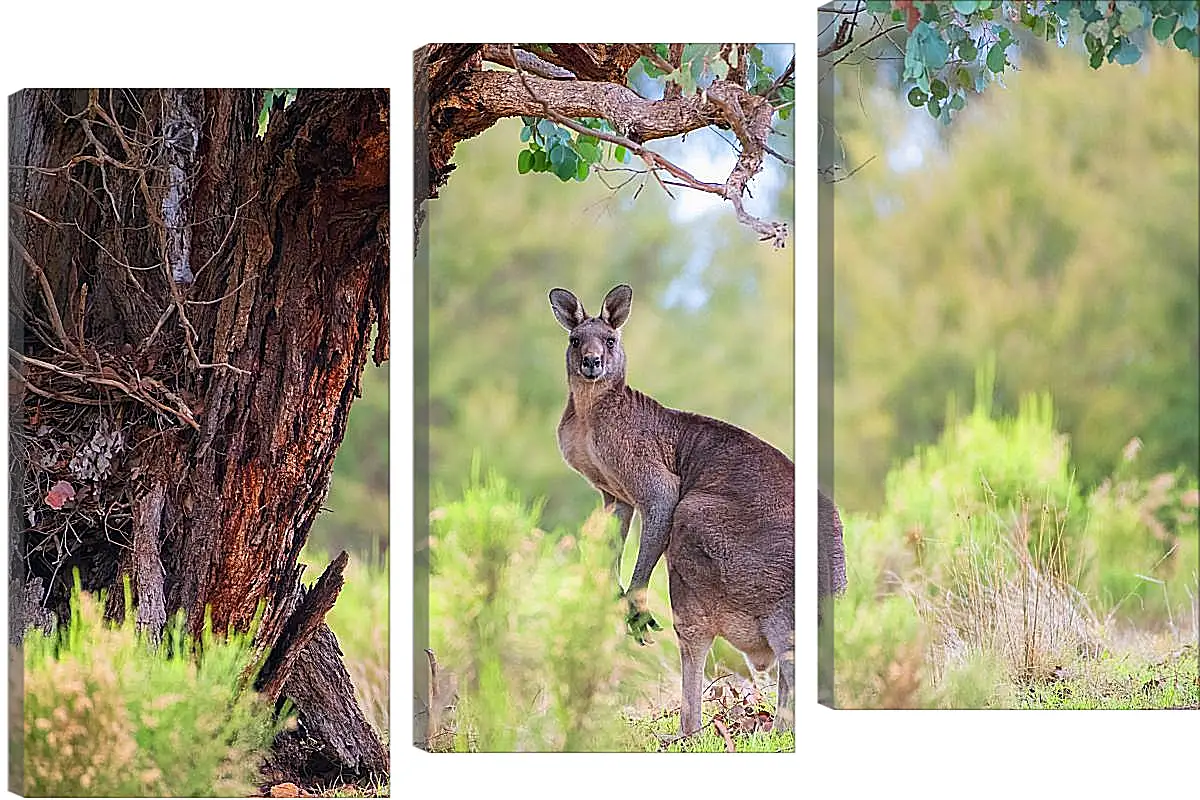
583;355;601;370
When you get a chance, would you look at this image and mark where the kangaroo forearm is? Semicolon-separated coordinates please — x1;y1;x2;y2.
628;507;671;589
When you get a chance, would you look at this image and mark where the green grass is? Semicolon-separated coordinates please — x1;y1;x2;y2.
1018;644;1198;709
625;704;795;752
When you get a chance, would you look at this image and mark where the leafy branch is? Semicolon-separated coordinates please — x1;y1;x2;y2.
420;43;794;246
820;1;1200;125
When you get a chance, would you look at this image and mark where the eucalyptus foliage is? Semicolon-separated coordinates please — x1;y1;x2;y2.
851;1;1200;123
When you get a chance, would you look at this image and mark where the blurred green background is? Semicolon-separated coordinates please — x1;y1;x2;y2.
831;41;1198;512
309;362;389;559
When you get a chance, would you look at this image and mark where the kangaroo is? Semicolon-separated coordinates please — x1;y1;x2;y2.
548;284;846;734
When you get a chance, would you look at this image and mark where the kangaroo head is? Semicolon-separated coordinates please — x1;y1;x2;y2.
548;284;632;383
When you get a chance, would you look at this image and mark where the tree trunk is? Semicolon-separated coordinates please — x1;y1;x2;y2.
8;88;389;787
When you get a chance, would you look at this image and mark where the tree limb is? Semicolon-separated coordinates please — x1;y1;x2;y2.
481;45;577;79
431;62;790;245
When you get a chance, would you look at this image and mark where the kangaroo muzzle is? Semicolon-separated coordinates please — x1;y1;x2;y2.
580;353;603;379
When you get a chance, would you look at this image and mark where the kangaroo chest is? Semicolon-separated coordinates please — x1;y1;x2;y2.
557;412;630;503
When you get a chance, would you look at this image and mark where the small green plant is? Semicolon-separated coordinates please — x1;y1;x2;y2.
22;575;279;797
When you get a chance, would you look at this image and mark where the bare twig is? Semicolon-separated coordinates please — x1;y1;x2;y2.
8;364;106;406
10;350;199;429
819;17;859;58
9;231;80;359
636;44;676;77
764;142;795;166
765;56;795;102
823;23;906;76
481;45;576;79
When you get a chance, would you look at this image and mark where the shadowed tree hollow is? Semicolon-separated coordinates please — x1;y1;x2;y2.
8;88;389;787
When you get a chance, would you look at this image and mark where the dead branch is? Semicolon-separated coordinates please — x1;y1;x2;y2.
256;551;349;702
11;350;199;429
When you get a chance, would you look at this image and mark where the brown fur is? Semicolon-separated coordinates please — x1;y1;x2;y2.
548;284;845;734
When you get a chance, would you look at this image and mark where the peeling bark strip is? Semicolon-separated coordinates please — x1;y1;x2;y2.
416;43;791;245
9;89;389;787
161;89;201;286
132;480;167;634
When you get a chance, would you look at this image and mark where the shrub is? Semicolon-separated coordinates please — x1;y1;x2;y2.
834;362;1199;708
430;460;678;751
22;578;278;797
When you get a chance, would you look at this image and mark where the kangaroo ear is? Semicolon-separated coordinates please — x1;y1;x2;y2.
600;284;632;329
549;288;587;331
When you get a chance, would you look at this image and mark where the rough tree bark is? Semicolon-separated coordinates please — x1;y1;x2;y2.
8;88;389;787
414;43;792;247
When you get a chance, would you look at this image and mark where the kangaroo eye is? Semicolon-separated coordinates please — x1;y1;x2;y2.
606;337;616;349
570;336;580;348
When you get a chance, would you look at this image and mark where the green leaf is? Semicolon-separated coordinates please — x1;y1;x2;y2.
907;86;929;107
1119;5;1145;31
517;149;533;174
575;159;589;182
927;95;942;119
575;139;600;163
986;42;1008;72
614;144;628;163
519;125;531;143
553;151;578;181
931;78;949;100
536;119;557;142
1181;27;1200;56
689;50;706;84
922;2;941;22
907;21;951;71
949;93;966;111
532;149;548;172
549;143;565;168
1153;15;1178;40
1183;5;1199;28
959;39;978;60
1112;39;1142;65
1174;25;1197;51
865;0;891;12
952;0;980;13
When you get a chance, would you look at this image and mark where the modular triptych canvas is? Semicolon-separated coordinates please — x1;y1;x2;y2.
3;17;1199;799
